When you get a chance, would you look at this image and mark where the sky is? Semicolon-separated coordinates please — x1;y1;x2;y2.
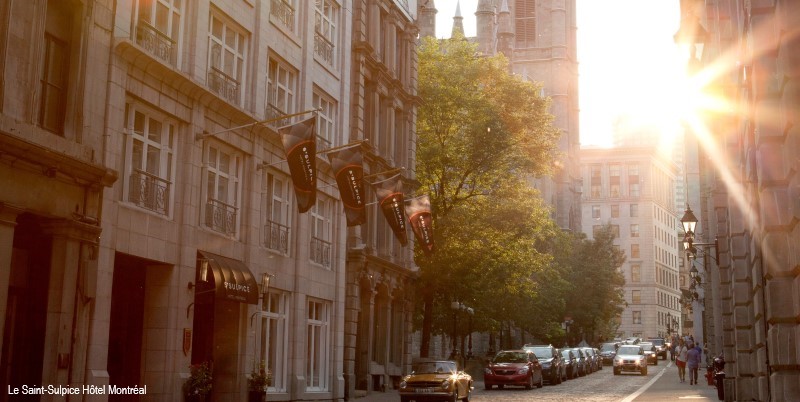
434;0;685;148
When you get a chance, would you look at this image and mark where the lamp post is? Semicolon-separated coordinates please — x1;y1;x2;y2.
450;301;460;360
466;307;474;360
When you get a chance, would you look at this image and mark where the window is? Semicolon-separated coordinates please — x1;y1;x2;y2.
306;300;330;391
631;264;641;282
259;292;288;392
609;164;621;197
314;0;338;66
632;311;642;324
208;13;247;105
592;205;600;219
267;58;297;126
631;244;640;258
134;0;182;65
124;104;176;216
632;290;641;304
611;204;619;218
630;224;640;237
264;171;291;254
203;142;242;236
313;91;337;150
514;0;536;47
630;203;638;217
309;197;332;268
40;0;74;135
271;0;297;32
611;225;620;238
590;165;601;198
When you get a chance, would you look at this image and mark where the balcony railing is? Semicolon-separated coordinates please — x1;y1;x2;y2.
135;21;175;65
129;169;170;215
266;103;292;128
310;236;331;267
205;198;237;236
208;68;240;105
264;220;290;254
314;32;334;66
271;0;295;31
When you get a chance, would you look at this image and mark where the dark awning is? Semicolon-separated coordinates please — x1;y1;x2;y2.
198;251;259;304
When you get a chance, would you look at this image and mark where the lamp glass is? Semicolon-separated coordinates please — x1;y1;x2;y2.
690;266;698;279
680;206;698;235
261;273;271;295
199;259;209;282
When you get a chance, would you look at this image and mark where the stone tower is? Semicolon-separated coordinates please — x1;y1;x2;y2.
418;0;438;39
475;0;496;55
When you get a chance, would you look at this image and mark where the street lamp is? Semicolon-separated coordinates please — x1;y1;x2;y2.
466;307;474;360
450;301;460;360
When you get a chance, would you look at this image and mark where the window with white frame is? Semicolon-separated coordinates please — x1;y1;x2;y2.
306;299;330;391
208;12;247;105
312;91;337;150
267;58;297;127
309;197;332;268
203;142;242;236
134;0;182;65
259;292;288;392
313;0;338;66
123;103;176;216
264;171;292;254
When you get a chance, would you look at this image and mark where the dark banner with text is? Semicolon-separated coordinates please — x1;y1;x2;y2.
279;117;316;213
372;174;408;246
327;145;366;226
406;195;435;255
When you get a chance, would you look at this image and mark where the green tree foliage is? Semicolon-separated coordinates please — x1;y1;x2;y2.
415;34;562;356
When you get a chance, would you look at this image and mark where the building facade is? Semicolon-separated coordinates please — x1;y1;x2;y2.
676;0;800;400
418;0;582;233
0;0;419;401
580;147;683;341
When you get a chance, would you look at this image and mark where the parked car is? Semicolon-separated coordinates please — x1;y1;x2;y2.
524;344;565;384
648;338;668;360
568;348;588;376
484;350;544;390
399;360;473;402
599;342;620;365
638;342;658;365
582;347;601;372
613;345;648;376
560;349;578;379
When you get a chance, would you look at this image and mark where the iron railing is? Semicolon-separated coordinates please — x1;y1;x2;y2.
264;220;290;254
129;169;170;215
205;198;237;236
266;103;292;128
314;31;334;66
135;21;175;65
208;68;240;105
271;0;295;31
310;237;331;268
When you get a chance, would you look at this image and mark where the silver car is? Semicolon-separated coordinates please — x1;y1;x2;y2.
612;345;648;376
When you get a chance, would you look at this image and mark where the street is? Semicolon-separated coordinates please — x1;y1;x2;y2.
354;361;720;402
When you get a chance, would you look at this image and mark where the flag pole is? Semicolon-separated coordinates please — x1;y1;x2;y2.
195;108;320;141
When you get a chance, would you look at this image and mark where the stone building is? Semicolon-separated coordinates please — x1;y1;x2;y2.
580;146;683;341
675;0;800;400
0;0;419;401
418;0;582;233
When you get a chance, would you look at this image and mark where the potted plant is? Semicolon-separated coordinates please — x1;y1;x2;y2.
247;362;272;402
185;361;212;402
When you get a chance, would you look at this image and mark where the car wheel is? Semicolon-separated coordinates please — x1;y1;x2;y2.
400;397;409;402
613;368;620;375
462;386;470;402
497;384;504;390
484;383;492;390
449;387;458;402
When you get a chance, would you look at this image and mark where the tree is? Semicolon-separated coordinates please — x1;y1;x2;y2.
415;34;561;357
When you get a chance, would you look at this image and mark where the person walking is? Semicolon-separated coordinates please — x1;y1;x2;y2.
686;342;702;385
675;339;688;383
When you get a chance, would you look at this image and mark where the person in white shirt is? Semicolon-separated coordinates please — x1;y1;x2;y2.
675;339;689;383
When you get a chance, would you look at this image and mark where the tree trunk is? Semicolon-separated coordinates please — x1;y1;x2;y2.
420;292;434;357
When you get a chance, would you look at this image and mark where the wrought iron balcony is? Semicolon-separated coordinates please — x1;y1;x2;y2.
129;169;170;215
314;32;334;66
205;198;237;236
265;103;291;128
271;0;295;31
264;220;290;254
135;21;175;65
310;236;331;267
208;68;240;105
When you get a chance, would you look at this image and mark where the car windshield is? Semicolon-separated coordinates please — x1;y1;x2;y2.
412;361;455;374
618;346;641;355
528;347;552;359
560;350;571;359
601;344;617;352
649;339;665;346
494;351;529;363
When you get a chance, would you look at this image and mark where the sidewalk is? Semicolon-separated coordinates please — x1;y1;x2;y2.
629;361;722;402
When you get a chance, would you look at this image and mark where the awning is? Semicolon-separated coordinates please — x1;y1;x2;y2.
198;251;259;304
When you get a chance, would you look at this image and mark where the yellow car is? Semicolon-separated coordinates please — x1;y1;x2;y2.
398;360;473;402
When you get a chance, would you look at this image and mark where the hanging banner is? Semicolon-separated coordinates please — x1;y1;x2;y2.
405;195;435;255
327;145;366;226
279;117;316;213
371;174;408;246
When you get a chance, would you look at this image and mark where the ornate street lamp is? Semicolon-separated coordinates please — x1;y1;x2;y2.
450;301;460;359
466;307;474;360
680;205;699;238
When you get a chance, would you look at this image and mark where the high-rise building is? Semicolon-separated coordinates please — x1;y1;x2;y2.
580;146;683;341
418;0;582;233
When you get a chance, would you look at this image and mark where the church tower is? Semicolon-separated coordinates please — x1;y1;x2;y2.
418;0;437;39
496;0;514;58
475;0;496;55
451;1;465;37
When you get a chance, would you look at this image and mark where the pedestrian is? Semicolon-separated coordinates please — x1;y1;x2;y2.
675;339;688;383
686;342;702;385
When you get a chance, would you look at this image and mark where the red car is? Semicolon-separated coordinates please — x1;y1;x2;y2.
484;350;544;390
